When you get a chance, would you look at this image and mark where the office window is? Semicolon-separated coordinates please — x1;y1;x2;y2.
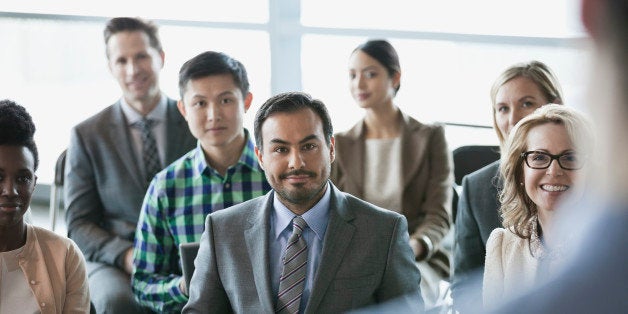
302;37;589;149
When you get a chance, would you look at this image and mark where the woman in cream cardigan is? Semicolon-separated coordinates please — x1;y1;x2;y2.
483;104;593;308
0;100;90;313
330;39;452;308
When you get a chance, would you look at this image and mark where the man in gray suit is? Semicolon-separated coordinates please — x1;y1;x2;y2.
183;92;422;313
65;17;196;313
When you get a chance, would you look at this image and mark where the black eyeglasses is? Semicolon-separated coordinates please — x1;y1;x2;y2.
521;151;585;170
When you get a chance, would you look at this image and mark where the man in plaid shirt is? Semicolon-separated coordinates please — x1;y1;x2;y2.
131;51;272;313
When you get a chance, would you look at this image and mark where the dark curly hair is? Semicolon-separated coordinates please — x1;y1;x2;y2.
0;99;39;170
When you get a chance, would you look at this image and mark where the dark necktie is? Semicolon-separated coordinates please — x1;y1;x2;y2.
134;118;161;183
276;216;308;314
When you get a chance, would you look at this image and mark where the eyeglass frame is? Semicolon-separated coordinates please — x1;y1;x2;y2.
520;150;585;170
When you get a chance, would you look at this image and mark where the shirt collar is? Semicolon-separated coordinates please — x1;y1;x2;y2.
273;181;331;241
193;129;262;175
120;93;167;125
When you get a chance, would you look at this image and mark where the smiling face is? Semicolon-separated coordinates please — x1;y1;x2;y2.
348;50;399;110
523;123;584;216
178;74;252;153
255;108;335;215
494;76;550;143
0;145;36;229
107;30;164;107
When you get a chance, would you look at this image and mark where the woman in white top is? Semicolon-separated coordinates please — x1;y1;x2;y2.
0;99;90;314
483;104;593;308
330;39;453;308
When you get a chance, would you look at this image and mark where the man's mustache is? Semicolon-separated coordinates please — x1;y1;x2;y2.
279;170;316;179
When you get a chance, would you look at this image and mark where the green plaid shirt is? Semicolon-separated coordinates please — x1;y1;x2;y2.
131;132;271;313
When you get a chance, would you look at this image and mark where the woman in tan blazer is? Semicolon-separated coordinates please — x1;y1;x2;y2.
0;100;90;314
330;39;452;308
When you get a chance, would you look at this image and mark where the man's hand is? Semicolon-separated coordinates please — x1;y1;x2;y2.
123;247;134;274
409;238;426;261
179;277;188;296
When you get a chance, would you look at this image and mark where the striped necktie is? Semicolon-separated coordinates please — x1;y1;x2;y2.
276;216;308;314
134;118;161;183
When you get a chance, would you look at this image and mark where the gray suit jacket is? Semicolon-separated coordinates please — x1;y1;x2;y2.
451;161;502;311
183;183;423;314
64;98;196;267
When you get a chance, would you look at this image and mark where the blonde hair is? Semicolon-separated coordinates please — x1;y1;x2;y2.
499;104;593;239
491;61;564;145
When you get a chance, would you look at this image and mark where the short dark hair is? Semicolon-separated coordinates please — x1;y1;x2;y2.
0;99;39;170
254;92;333;149
353;39;401;94
178;51;250;100
104;17;162;56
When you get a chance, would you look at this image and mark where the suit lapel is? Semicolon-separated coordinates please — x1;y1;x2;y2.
108;102;145;188
305;185;356;313
244;193;275;312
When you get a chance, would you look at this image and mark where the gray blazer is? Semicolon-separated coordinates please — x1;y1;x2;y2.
64;98;196;267
451;161;502;311
183;183;423;314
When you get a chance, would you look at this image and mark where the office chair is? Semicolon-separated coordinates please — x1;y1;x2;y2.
451;145;500;220
49;149;67;232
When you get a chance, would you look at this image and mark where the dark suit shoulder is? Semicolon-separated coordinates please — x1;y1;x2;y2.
73;102;119;132
209;194;268;222
463;160;500;186
342;191;405;221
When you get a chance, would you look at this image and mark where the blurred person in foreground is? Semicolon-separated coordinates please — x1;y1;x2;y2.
0;99;90;313
484;0;628;312
483;104;593;309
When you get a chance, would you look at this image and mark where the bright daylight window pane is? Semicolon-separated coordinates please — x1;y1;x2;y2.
302;34;590;149
0;0;268;23
302;0;584;38
1;17;270;184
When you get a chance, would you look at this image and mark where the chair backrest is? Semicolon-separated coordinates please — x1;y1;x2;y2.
451;145;500;221
49;149;67;231
452;145;500;186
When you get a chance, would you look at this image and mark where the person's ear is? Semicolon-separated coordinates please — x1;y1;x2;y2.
255;145;264;170
177;100;188;120
244;92;253;113
392;71;401;91
329;136;336;163
158;50;166;69
581;0;602;39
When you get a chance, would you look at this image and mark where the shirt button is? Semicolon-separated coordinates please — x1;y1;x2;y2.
30;280;36;285
41;303;46;307
225;183;231;189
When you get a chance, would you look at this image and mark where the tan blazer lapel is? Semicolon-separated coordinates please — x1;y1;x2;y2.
244;193;275;313
401;113;429;188
305;185;356;313
335;121;366;194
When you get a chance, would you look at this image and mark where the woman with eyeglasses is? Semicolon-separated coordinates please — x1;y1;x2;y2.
482;104;593;308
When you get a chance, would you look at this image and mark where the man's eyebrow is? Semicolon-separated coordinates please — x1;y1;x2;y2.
268;134;319;145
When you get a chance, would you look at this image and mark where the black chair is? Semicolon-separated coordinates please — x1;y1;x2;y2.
451;145;500;220
49;149;67;232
